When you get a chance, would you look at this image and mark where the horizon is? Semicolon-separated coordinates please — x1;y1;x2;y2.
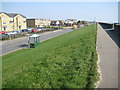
2;2;118;23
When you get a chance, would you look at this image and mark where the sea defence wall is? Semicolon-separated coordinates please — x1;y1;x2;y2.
98;22;113;29
99;22;120;38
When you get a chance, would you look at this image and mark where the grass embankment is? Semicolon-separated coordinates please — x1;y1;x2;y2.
2;24;98;88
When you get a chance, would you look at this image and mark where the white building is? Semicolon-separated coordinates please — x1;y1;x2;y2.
65;19;77;26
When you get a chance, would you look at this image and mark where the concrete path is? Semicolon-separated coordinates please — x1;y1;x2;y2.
0;28;73;56
97;24;118;88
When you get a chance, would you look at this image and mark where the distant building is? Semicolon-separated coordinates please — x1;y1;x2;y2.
50;20;58;26
0;12;26;31
50;20;65;26
27;18;51;28
65;19;77;26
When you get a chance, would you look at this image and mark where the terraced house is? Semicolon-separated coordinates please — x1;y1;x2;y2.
65;19;77;26
27;18;51;28
0;12;26;31
50;20;65;26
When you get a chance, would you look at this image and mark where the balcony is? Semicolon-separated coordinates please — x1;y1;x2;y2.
10;21;13;24
10;18;13;21
23;18;26;21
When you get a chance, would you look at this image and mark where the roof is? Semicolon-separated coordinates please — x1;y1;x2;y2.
27;18;51;21
0;12;26;18
6;13;18;17
66;19;77;22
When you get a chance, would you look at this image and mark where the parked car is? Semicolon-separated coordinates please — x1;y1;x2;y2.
27;28;33;33
22;29;29;32
16;30;22;33
28;28;33;30
5;31;17;35
36;27;42;31
0;31;7;34
32;29;40;32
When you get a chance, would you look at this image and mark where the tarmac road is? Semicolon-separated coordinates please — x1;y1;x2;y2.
0;28;74;56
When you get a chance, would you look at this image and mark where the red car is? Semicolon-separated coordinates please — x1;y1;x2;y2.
0;31;7;34
32;29;39;32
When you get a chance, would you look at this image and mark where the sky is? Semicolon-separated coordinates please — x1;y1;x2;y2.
1;0;120;2
1;2;118;23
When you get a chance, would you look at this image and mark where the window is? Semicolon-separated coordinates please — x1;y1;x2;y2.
3;22;6;24
3;17;6;20
10;21;13;24
23;18;26;21
10;18;13;21
18;18;21;20
19;26;21;29
3;27;7;31
10;26;13;28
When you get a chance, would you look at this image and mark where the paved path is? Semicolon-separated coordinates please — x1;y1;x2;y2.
97;24;118;88
0;28;73;56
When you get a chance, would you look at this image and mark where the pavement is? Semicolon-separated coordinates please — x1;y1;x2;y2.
0;28;74;56
96;24;118;88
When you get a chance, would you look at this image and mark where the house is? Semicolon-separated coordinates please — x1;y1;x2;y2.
0;12;26;31
65;19;77;26
50;20;59;26
50;20;65;26
27;18;51;28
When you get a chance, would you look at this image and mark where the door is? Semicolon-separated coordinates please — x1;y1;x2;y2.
3;26;7;31
19;26;21;29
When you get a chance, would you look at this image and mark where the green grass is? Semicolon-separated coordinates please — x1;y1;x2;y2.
2;24;98;88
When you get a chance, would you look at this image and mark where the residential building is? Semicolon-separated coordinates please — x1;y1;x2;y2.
27;19;51;28
65;19;77;26
50;20;65;26
0;12;26;31
50;20;58;26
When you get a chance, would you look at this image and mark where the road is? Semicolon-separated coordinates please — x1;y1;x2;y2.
0;28;74;56
97;24;118;88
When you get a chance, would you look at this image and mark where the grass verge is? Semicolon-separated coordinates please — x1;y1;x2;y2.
2;24;98;88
